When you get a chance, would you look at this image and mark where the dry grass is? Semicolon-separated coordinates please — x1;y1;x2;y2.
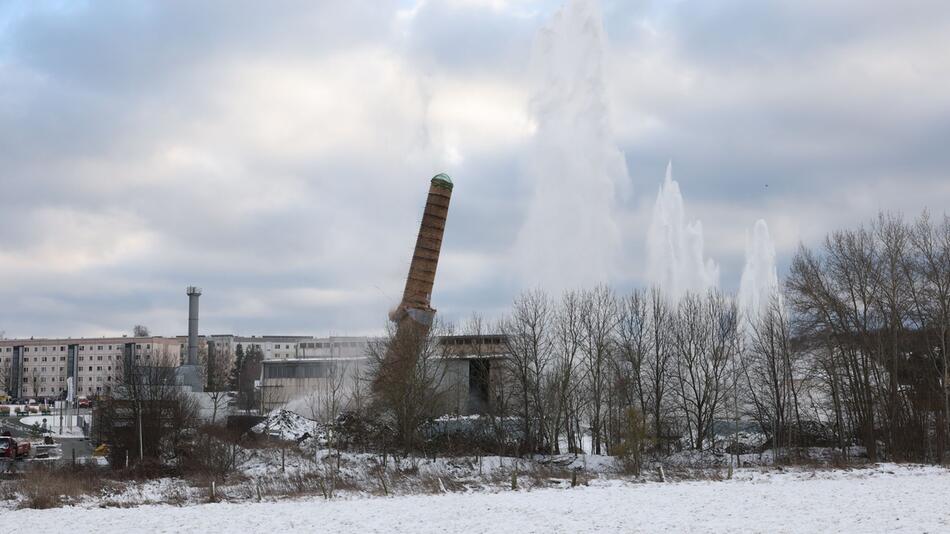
513;463;574;490
16;467;120;509
0;480;19;501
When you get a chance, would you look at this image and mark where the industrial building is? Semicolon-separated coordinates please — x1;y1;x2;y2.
258;334;510;415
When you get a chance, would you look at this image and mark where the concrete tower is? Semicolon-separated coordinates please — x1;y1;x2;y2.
390;173;454;327
176;286;204;392
186;286;202;366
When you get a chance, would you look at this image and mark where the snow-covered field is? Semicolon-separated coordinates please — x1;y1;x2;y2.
8;464;949;533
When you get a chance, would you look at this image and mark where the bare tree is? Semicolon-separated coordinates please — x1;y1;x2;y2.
615;289;651;448
460;313;491;416
670;292;735;450
579;285;619;455
367;318;451;451
909;212;950;462
787;211;950;462
644;287;674;454
305;358;352;498
499;289;555;453
102;361;200;466
740;296;803;457
0;357;9;399
198;341;232;424
307;360;352;424
788;225;883;461
551;290;585;453
30;368;40;399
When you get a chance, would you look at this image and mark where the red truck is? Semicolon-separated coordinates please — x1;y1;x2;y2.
0;435;31;460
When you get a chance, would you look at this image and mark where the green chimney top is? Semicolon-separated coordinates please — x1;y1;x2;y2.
431;173;453;191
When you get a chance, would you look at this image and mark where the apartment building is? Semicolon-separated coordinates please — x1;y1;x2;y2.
0;334;378;401
0;337;182;399
191;335;315;361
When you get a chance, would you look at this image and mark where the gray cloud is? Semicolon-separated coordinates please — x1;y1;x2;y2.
2;0;949;338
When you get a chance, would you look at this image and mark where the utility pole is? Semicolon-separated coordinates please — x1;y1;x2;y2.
137;401;144;461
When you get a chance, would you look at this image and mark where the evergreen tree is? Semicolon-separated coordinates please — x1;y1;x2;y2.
239;346;264;412
229;344;245;391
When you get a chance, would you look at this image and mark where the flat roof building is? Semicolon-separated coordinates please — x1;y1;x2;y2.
259;334;510;416
0;336;181;399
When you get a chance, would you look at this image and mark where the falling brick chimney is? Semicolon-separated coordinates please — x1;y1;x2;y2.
390;173;454;327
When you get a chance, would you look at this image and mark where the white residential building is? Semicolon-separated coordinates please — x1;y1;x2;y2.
0;337;182;399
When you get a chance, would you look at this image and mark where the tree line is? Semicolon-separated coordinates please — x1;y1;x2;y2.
91;210;950;470
487;211;950;465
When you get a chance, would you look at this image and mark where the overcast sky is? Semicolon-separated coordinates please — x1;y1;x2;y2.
2;0;949;339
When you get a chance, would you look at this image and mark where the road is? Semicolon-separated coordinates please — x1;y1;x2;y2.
0;413;96;463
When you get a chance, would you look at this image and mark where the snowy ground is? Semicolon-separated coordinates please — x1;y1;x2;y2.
18;414;88;438
8;464;949;533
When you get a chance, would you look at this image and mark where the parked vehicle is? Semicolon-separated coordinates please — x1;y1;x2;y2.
77;398;93;409
0;435;31;460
